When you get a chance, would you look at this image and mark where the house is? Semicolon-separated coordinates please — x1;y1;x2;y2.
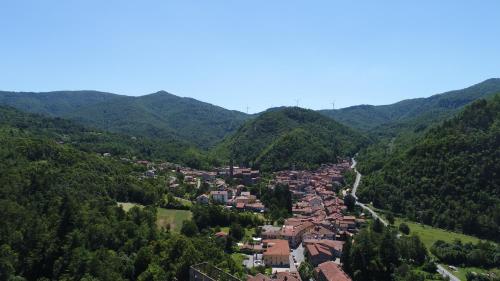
210;190;228;204
261;225;282;240
196;194;209;205
314;261;352;281
307;196;323;208
274;272;301;281
247;272;301;281
215;231;228;239
246;202;266;212
247;273;271;281
262;240;290;266
281;221;314;247
303;225;335;240
303;240;344;266
145;169;156;178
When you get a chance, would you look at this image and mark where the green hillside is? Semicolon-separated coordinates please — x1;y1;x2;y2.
214;107;369;171
0;90;249;148
320;78;500;135
0;105;210;168
358;95;500;241
352;79;500;175
0;108;240;281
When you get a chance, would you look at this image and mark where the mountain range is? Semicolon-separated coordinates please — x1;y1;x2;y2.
0;90;249;148
2;78;500;149
319;78;500;135
0;78;499;173
0;77;499;281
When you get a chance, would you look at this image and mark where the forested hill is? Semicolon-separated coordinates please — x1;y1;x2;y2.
319;78;500;134
213;107;369;171
0;108;240;281
0;90;249;148
0;105;211;169
358;95;500;241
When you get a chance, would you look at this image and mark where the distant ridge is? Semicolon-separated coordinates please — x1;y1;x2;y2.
319;78;500;132
0;90;250;148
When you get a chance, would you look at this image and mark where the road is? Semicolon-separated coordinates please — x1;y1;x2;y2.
350;158;388;226
437;264;460;281
350;158;461;281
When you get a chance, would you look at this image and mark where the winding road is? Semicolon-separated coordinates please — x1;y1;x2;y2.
350;158;461;281
350;158;387;226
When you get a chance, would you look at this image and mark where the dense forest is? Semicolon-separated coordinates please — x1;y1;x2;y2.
0;110;245;280
0;106;212;169
213;107;369;171
357;96;500;241
319;78;500;133
0;90;249;148
339;220;438;281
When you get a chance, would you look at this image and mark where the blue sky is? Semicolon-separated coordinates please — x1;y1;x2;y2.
1;1;499;113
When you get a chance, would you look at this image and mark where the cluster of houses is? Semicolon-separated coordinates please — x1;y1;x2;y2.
197;186;266;213
243;160;361;281
135;158;359;281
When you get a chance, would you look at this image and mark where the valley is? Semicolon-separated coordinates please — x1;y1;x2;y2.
0;79;498;281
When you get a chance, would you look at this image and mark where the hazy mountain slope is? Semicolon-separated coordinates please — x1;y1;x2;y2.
0;90;121;116
0;90;249;148
358;95;500;241
320;78;500;134
213;107;369;171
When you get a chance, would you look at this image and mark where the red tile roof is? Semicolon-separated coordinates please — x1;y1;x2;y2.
315;261;352;281
263;239;290;257
247;273;272;281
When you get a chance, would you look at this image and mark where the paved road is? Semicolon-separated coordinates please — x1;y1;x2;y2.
437;264;460;281
351;158;461;281
291;243;305;267
350;158;388;226
350;158;361;199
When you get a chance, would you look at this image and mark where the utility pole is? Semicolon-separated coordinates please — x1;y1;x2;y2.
246;105;249;114
295;99;300;107
332;100;335;110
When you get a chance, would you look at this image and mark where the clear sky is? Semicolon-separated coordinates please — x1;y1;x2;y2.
1;1;499;113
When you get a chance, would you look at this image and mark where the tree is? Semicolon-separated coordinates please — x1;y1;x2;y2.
298;261;314;281
421;260;437;273
372;218;384;233
229;223;244;241
350;229;379;281
407;235;427;265
379;230;400;278
0;245;17;281
341;237;353;275
387;213;395;225
180;220;199;237
344;194;356;211
399;223;410;235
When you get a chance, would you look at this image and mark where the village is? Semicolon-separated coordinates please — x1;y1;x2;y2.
131;157;363;281
119;154;366;281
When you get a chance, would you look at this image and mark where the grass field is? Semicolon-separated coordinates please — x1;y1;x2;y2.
118;202;144;211
117;202;192;232
174;196;193;207
156;208;192;232
394;218;482;251
216;226;256;242
392;217;500;281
